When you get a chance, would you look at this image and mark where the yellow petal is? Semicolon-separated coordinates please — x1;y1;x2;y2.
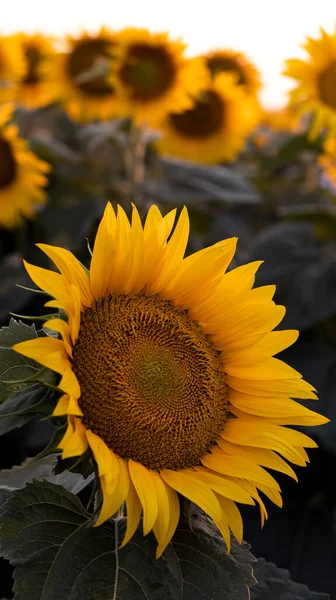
37;243;92;307
59;368;81;399
201;447;280;490
225;357;303;380
224;330;299;365
128;460;158;536
12;337;70;375
161;469;227;524
191;466;255;504
228;389;328;425
52;393;83;417
119;478;142;548
152;472;180;558
58;416;88;459
226;374;317;399
215;495;243;543
87;429;120;478
218;439;298;481
44;318;72;357
90;202;117;300
23;260;72;309
95;456;130;527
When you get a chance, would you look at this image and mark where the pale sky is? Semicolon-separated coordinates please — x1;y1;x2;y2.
2;0;336;108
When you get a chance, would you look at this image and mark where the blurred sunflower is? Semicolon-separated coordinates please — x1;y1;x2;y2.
156;72;260;164
284;27;336;139
47;29;119;122
111;28;207;126
205;48;261;95
14;33;56;109
318;137;336;185
0;104;50;228
14;203;327;558
0;36;25;102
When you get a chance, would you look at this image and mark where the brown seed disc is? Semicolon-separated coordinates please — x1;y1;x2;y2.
207;55;247;85
72;294;228;471
23;45;42;85
119;43;176;101
318;62;336;109
169;90;225;138
66;38;115;97
0;138;16;189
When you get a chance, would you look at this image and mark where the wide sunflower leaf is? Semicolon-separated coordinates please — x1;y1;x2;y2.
0;480;255;600
251;558;330;599
0;454;94;507
0;384;56;436
0;319;46;404
249;221;336;330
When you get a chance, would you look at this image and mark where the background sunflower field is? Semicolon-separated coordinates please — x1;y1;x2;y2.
0;4;336;599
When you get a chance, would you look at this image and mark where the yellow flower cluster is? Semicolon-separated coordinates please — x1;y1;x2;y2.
0;28;262;165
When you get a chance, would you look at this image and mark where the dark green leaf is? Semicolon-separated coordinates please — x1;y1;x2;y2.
251;558;330;599
249;222;336;329
0;319;44;403
0;455;94;506
0;480;255;600
0;384;56;435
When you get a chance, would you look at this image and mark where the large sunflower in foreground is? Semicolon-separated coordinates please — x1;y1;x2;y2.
111;28;208;126
13;203;327;557
0;36;25;102
156;72;260;164
47;29;119;122
204;48;262;95
14;33;56;109
0;104;50;228
284;27;336;139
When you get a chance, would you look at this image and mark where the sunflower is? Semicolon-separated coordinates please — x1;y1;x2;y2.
14;33;56;109
0;35;26;103
46;29;119;122
111;28;208;126
0;104;50;228
13;203;327;557
204;48;261;95
284;26;336;139
156;72;260;164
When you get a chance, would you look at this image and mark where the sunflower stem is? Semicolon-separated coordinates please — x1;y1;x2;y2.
125;120;147;205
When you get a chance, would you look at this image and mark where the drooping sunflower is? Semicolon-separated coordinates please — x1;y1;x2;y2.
204;48;262;95
46;29;119;122
284;26;336;139
0;35;26;103
156;72;260;164
13;203;327;557
110;28;208;126
14;33;56;109
0;104;50;228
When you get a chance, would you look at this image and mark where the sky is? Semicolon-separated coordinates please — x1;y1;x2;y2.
2;0;336;108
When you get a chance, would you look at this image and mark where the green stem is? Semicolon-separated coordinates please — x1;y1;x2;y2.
125;121;147;205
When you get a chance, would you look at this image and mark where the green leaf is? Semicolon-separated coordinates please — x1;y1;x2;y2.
0;454;94;506
251;558;330;599
0;319;44;403
0;384;56;436
0;481;256;600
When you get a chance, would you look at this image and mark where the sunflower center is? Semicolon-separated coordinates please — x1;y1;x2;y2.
207;56;247;85
72;294;228;471
23;45;42;84
0;138;16;189
318;62;336;109
169;90;225;138
119;43;176;101
67;38;114;97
